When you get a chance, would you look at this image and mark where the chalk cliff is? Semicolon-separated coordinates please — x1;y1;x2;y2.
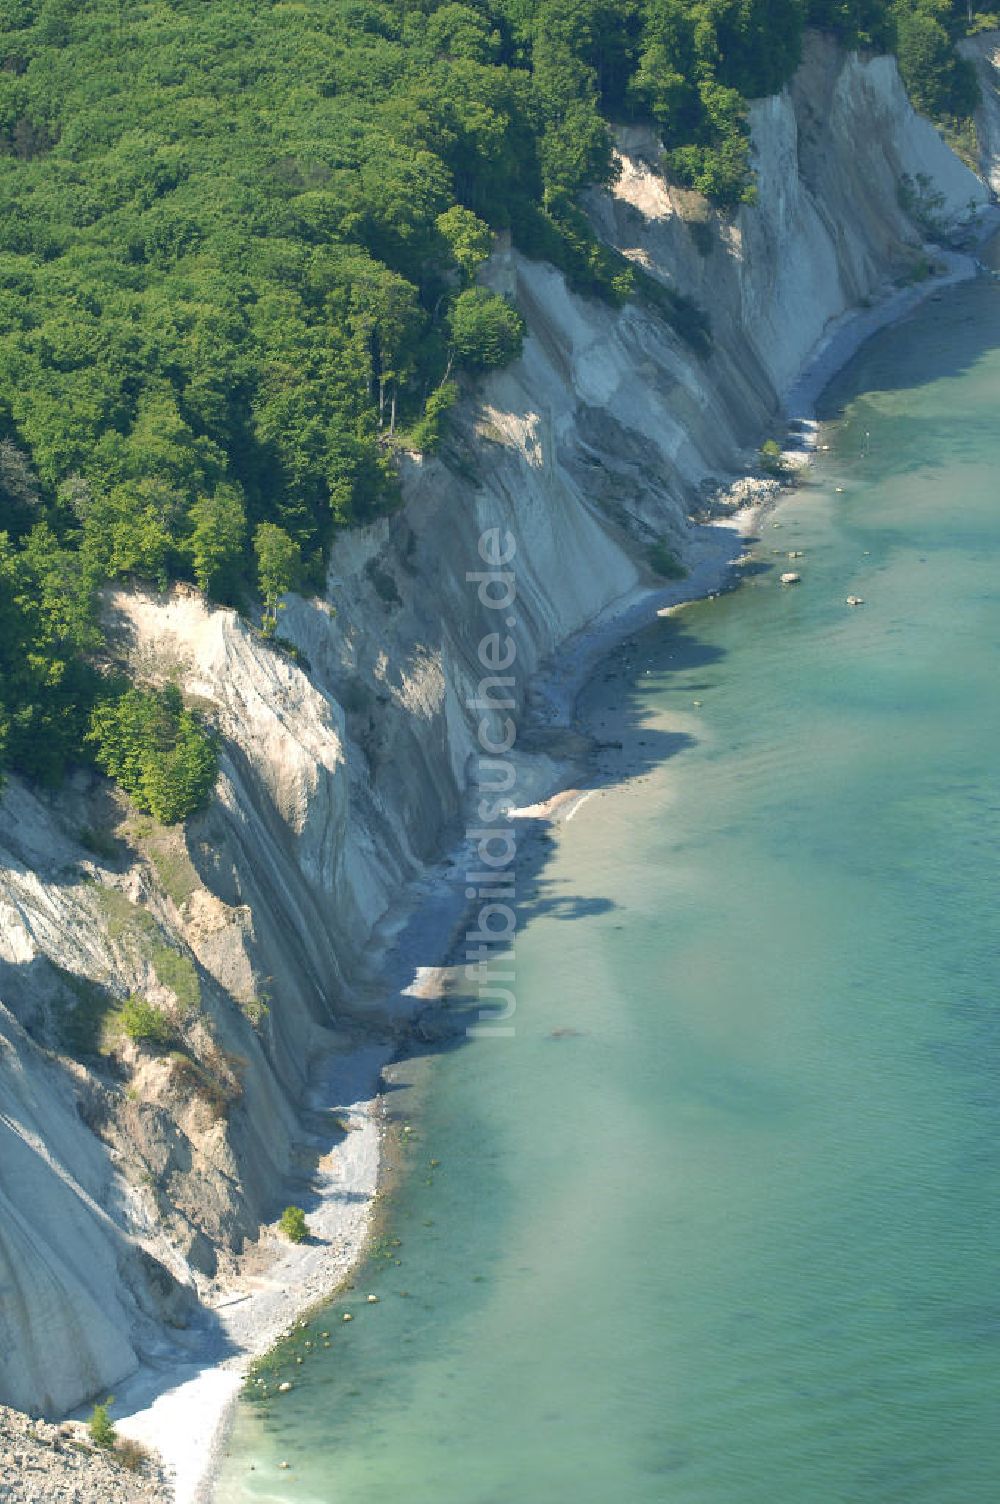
0;32;996;1418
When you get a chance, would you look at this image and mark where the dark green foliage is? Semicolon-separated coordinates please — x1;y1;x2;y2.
0;438;41;537
254;522;302;634
188;485;247;604
87;684;218;825
0;0;543;657
632;267;712;355
407;381;459;452
894;2;980;120
629;3;806;206
897;170;949;235
648;539;687;578
447;289;526;370
808;0;979;120
808;0;895;48
0;523;100;784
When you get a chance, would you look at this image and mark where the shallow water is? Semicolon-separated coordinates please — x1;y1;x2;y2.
214;279;1000;1504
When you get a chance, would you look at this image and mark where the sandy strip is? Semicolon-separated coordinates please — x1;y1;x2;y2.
509;786;586;821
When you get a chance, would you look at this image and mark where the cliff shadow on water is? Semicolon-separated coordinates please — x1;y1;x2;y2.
817;275;1000;421
396;608;732;1056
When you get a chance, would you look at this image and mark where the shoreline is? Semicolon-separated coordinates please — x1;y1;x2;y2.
112;1040;388;1504
117;232;990;1504
518;214;1000;748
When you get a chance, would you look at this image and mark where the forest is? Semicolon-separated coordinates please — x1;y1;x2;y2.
0;0;986;814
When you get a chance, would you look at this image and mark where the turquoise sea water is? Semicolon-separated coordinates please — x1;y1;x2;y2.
214;279;1000;1504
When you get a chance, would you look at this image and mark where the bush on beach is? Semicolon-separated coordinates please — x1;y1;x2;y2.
278;1206;310;1244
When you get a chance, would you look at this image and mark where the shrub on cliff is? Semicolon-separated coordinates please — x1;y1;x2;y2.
118;997;176;1048
88;684;218;825
447;290;526;372
407;382;459;454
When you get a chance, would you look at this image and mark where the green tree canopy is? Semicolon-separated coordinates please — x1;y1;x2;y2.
188;485;248;603
447;289;526;370
87;684;218;825
254;522;303;634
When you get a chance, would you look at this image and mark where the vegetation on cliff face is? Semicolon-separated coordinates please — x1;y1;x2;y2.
0;0;985;807
87;683;218;825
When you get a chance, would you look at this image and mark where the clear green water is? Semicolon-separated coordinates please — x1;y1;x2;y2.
215;281;1000;1504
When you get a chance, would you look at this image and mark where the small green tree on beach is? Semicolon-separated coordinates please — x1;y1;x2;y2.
278;1205;310;1243
88;1399;116;1449
759;439;788;478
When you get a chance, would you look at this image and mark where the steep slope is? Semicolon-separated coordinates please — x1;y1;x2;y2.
0;32;996;1420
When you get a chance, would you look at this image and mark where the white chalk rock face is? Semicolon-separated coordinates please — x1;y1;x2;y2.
961;31;1000;194
0;1004;189;1414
